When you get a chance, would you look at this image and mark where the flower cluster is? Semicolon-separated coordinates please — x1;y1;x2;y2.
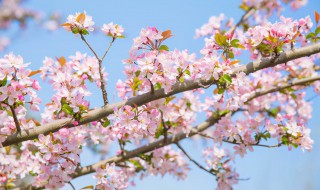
62;12;94;35
203;147;239;190
102;22;124;38
0;0;38;30
195;14;233;38
40;52;105;123
94;163;129;190
0;53;41;143
246;16;312;58
32;127;85;188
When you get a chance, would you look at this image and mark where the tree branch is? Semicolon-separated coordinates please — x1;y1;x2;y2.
101;37;115;62
2;43;320;147
176;143;216;176
197;132;283;148
9;105;21;134
80;33;109;105
71;74;320;179
80;33;100;62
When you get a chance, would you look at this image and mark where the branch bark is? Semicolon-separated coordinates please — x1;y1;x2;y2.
2;43;320;147
71;74;320;179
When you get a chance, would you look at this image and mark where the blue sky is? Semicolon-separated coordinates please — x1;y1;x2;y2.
1;0;320;189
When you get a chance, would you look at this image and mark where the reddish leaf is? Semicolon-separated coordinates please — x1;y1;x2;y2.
28;70;41;77
76;13;86;24
229;60;240;66
61;23;72;27
161;30;173;41
315;11;320;25
214;88;219;94
56;56;66;66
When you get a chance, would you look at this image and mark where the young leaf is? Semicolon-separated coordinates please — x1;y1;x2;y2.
76;13;86;24
62;104;74;115
0;76;7;87
315;11;320;25
28;70;42;77
56;56;66;66
221;74;232;84
161;30;173;41
315;27;320;35
215;33;227;46
159;45;169;51
228;51;234;59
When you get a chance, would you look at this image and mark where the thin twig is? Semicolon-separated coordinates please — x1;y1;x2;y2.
68;182;76;190
101;37;115;62
80;33;109;105
97;59;109;105
118;139;126;156
80;33;100;61
229;6;257;33
176;143;216;176
197;132;283;148
9;105;21;134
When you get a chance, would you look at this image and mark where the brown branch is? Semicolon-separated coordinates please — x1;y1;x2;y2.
80;33;100;62
71;74;320;179
80;33;109;105
9;105;21;134
2;43;320;147
197;132;283;148
229;6;257;33
176;143;216;176
246;75;320;102
97;58;109;105
101;37;115;62
72;116;218;178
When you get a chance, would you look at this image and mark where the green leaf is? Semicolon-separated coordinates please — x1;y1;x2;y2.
215;33;227;46
71;27;79;34
0;75;7;87
132;77;142;91
315;27;320;35
179;76;185;83
155;124;164;139
218;109;230;116
164;96;175;106
135;70;141;77
81;29;89;35
159;45;169;51
29;171;37;176
62;104;74;115
228;51;234;59
155;82;162;89
221;74;232;84
185;69;191;76
129;159;145;172
292;143;299;148
290;93;297;100
306;32;316;39
218;88;225;94
230;39;240;47
267;108;278;118
102;119;110;127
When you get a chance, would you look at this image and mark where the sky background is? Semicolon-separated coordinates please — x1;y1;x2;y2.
1;0;320;189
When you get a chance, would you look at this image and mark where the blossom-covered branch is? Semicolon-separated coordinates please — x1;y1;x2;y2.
2;42;320;147
70;74;320;179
